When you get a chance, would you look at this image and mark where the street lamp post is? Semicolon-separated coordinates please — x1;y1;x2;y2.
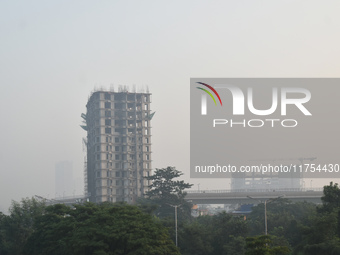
264;200;268;235
166;204;180;247
175;205;178;247
247;195;284;235
167;200;192;247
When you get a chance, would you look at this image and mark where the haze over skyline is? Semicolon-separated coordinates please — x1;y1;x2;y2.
1;1;340;212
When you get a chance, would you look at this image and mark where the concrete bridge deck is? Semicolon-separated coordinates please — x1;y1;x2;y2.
185;188;323;204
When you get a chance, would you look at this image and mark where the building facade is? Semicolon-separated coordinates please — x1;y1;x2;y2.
85;90;152;203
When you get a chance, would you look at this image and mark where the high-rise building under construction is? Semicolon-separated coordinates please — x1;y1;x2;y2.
82;88;153;203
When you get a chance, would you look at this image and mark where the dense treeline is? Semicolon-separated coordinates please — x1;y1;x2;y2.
0;201;179;255
1;167;340;254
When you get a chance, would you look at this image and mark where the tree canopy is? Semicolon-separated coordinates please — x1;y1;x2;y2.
144;166;193;219
3;180;340;254
24;202;180;255
145;166;193;202
0;197;45;255
245;235;290;255
320;182;340;213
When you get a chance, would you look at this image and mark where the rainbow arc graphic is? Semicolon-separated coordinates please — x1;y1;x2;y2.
196;82;222;106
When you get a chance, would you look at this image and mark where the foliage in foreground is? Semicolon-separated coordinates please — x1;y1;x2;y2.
24;202;179;255
0;197;45;255
245;235;290;255
3;177;340;255
178;212;248;255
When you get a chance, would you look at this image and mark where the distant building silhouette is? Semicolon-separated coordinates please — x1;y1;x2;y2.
55;161;73;197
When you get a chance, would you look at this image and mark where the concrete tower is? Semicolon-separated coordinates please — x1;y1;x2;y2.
84;89;153;203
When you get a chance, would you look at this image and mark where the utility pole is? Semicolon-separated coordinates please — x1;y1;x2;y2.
166;204;180;247
264;200;268;235
247;195;284;235
166;200;192;247
175;205;178;246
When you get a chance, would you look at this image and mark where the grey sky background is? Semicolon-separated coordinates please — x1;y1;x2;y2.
1;0;340;212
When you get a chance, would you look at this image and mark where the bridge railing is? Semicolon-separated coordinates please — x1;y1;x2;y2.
185;187;323;194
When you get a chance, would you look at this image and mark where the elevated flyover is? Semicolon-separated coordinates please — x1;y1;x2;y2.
185;188;323;204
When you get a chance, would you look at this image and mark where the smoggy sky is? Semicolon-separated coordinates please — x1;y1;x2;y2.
1;0;340;212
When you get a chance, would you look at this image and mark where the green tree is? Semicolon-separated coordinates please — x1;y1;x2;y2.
293;183;340;254
24;202;180;255
248;198;316;249
223;235;246;255
302;239;340;255
211;212;248;255
178;221;213;255
144;166;193;219
0;212;8;255
0;197;45;255
246;235;290;255
320;182;340;213
178;212;248;255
